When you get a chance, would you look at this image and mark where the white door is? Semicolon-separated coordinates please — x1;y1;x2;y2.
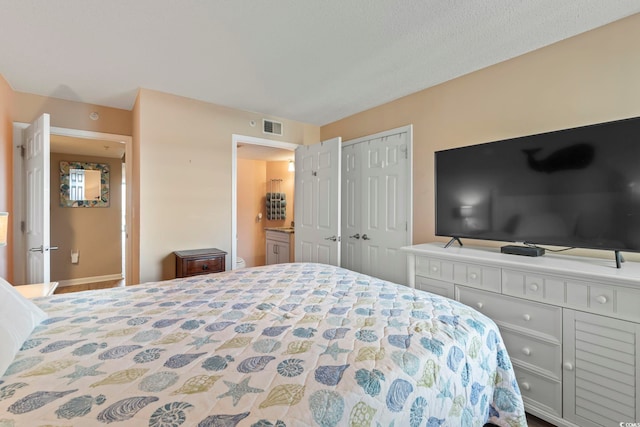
24;114;51;283
341;143;362;272
342;130;411;284
294;137;341;265
361;133;409;284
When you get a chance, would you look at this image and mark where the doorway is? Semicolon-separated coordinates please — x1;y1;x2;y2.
12;123;132;286
231;134;298;270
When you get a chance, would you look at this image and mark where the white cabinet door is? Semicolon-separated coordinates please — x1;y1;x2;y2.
563;309;640;427
266;239;278;265
277;241;290;263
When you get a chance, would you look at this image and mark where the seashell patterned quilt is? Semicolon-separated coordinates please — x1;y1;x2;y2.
0;263;526;426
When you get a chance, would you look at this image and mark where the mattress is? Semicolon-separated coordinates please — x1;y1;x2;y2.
0;263;526;426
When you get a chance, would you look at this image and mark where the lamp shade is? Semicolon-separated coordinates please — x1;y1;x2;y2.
288;160;295;172
0;212;7;246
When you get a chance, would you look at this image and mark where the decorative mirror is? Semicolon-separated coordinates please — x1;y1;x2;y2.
60;161;110;207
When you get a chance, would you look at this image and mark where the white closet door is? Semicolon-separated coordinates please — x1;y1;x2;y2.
341;143;361;272
294;137;342;265
341;130;410;284
360;133;409;284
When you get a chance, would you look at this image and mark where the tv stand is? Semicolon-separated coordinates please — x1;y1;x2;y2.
402;243;640;427
444;236;463;248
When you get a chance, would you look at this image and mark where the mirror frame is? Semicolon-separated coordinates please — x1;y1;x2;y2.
60;161;110;207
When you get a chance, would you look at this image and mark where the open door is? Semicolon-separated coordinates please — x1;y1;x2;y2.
24;113;52;283
294;137;341;265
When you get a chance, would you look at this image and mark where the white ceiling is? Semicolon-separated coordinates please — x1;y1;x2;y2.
1;1;638;126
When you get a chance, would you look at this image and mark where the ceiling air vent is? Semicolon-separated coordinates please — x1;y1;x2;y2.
263;119;283;136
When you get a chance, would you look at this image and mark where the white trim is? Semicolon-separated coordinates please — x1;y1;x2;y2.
343;124;414;246
12;123;133;285
56;273;123;288
231;134;297;270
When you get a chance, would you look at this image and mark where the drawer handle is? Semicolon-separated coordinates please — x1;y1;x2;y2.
522;314;531;321
202;264;209;270
529;283;539;292
521;382;531;391
595;295;608;304
476;302;484;309
563;362;574;371
522;347;531;356
469;273;478;280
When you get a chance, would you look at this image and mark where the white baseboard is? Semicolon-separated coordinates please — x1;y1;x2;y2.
57;274;123;288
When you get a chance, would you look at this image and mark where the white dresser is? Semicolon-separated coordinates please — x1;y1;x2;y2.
402;243;640;427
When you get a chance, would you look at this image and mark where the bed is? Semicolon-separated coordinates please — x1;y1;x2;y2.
0;263;526;427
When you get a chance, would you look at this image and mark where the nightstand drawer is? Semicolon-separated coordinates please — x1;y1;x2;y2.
185;257;223;276
174;248;227;278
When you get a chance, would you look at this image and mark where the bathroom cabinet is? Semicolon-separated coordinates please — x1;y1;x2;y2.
265;229;294;264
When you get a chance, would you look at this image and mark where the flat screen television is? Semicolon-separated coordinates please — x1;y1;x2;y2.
435;116;640;256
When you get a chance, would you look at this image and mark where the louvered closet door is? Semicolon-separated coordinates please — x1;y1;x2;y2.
563;309;640;427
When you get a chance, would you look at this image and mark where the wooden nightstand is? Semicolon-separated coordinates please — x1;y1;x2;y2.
15;282;59;299
174;248;227;278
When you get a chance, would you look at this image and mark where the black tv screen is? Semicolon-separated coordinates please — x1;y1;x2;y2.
435;116;640;252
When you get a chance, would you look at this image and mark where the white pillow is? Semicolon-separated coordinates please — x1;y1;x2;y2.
0;277;48;376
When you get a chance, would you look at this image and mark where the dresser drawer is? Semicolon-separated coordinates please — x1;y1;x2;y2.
566;281;640;322
415;256;501;292
456;286;562;340
503;270;565;305
415;256;454;281
500;328;561;379
415;276;455;299
515;367;562;417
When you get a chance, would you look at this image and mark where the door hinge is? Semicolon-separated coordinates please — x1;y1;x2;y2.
20;220;25;233
19;145;25;157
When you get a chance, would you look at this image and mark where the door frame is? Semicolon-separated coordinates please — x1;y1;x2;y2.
13;123;133;285
342;124;414;252
231;134;298;270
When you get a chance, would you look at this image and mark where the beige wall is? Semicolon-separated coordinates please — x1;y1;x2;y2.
237;159;267;267
321;13;640;261
50;153;122;282
13;92;132;135
136;89;318;283
0;75;14;280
